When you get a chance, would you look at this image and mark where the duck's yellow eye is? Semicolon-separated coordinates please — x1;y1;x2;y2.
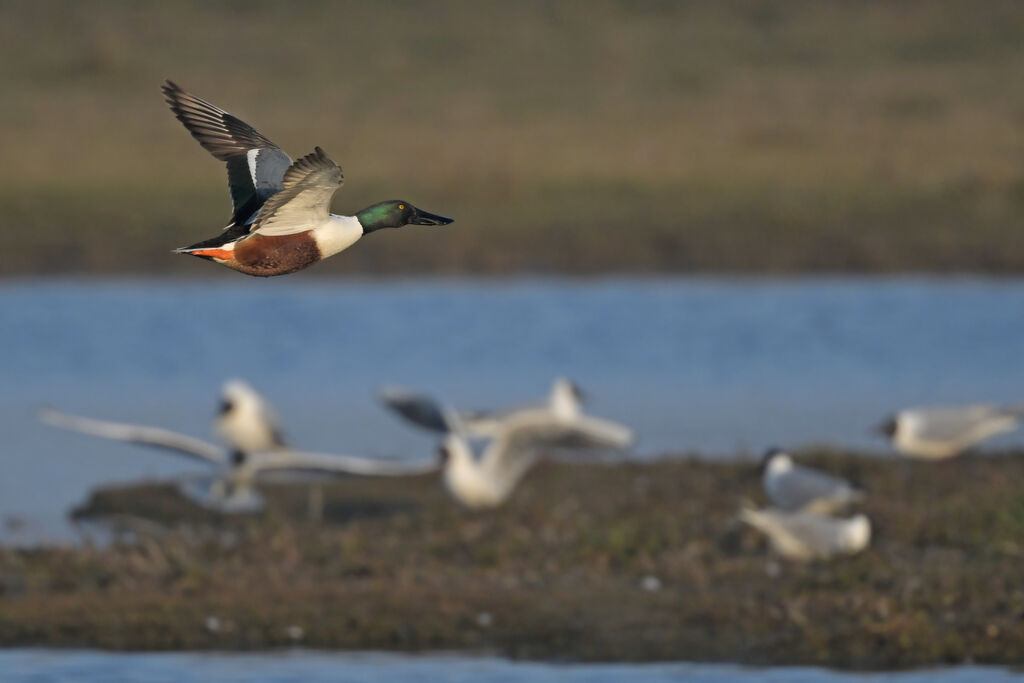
398;204;405;210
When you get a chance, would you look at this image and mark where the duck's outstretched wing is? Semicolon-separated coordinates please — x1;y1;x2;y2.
39;408;225;465
250;449;438;477
249;147;343;236
162;80;293;229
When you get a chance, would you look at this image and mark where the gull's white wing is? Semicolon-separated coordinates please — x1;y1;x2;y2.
910;405;1018;442
39;408;225;465
377;385;507;438
249;449;438;477
767;465;862;513
561;413;635;449
480;409;632;480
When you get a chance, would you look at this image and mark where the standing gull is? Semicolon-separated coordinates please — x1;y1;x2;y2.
162;81;453;276
739;508;871;561
761;449;864;514
876;404;1024;459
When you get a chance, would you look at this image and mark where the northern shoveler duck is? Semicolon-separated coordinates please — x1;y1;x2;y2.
162;80;454;276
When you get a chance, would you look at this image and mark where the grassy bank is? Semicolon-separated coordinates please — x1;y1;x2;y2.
3;451;1024;668
4;1;1024;274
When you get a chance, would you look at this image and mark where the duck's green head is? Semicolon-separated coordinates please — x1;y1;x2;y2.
356;200;454;234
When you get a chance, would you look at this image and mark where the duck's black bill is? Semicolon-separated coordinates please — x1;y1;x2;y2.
411;209;454;226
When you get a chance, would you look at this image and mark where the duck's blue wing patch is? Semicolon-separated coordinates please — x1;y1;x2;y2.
162;80;292;228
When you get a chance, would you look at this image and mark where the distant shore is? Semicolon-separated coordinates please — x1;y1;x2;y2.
7;1;1024;276
2;452;1023;668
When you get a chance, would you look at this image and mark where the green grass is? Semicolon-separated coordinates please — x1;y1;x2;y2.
4;1;1024;274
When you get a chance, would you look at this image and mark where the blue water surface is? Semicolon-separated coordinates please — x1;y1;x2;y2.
0;650;1019;683
2;276;1023;541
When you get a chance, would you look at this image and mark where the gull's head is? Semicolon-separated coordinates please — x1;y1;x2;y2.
438;433;473;469
357;200;454;233
760;447;792;474
219;379;260;416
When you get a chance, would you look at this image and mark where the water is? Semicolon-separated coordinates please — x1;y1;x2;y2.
3;277;1024;542
0;650;1019;682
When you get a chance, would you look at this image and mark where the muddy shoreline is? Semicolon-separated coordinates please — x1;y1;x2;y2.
2;451;1024;668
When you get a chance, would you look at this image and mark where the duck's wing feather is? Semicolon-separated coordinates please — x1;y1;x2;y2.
250;147;343;236
250;449;437;477
39;408;225;464
162;80;292;228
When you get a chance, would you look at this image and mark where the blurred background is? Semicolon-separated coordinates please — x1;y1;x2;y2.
4;2;1024;674
1;0;1023;521
4;0;1024;537
4;0;1024;276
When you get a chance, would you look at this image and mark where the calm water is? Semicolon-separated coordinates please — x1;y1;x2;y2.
3;277;1024;541
0;650;1020;682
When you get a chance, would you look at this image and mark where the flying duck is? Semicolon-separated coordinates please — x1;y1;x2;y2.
162;80;454;276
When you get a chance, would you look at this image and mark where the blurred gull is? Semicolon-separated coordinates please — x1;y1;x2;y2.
379;377;630;443
438;404;633;510
876;404;1024;459
739;507;871;561
39;380;434;513
761;448;864;514
216;379;286;455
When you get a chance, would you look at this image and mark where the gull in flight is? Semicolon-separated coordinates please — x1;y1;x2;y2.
39;380;434;513
379;377;619;441
739;507;871;561
437;405;634;509
162;81;453;276
761;448;864;514
875;403;1024;459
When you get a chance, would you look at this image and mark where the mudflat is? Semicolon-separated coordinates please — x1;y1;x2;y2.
2;451;1022;668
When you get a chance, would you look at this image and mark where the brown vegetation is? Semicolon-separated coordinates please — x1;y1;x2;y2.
3;451;1024;667
3;1;1024;274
